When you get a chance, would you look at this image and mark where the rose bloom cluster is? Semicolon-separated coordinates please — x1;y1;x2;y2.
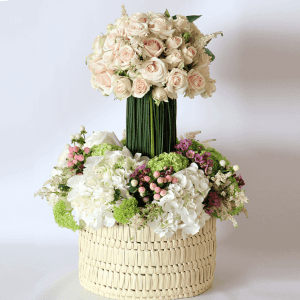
86;11;220;103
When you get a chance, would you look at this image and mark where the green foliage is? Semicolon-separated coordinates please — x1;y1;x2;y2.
121;138;126;146
164;9;170;18
229;205;244;216
113;198;139;225
201;147;230;176
204;48;215;62
186;15;202;22
148;152;189;173
189;140;206;152
91;143;123;156
53;199;80;232
183;32;192;43
229;176;241;195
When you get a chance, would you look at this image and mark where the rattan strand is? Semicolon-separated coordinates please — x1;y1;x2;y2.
79;217;217;299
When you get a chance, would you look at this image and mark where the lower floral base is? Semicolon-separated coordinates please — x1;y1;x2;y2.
78;217;217;300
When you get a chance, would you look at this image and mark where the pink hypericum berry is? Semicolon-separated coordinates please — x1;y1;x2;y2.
77;154;84;162
144;176;151;182
157;177;164;184
142;197;149;203
153;171;160;178
154;187;161;193
68;153;74;158
150;183;157;190
72;159;78;164
84;147;90;154
160;189;167;196
163;178;167;183
154;194;161;200
138;187;146;194
166;175;172;182
77;173;83;175
67;161;74;167
172;177;178;184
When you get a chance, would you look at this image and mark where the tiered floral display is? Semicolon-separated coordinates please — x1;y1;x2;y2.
35;126;249;238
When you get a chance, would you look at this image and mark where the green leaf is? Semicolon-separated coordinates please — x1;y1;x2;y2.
204;48;215;62
164;9;170;18
172;15;177;20
186;15;202;22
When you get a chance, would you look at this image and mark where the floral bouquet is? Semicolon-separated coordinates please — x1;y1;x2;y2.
86;6;222;102
35;126;249;238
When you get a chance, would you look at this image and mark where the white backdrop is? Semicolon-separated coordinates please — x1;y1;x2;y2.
1;0;299;299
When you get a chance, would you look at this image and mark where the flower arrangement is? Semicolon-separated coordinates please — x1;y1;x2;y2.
86;6;222;103
35;127;249;238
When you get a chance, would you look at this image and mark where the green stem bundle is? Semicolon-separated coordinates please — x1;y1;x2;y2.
126;91;177;158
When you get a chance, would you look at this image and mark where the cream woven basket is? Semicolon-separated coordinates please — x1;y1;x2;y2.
79;217;217;299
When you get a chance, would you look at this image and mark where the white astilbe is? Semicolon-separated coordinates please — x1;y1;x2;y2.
194;31;223;49
148;163;211;239
67;149;145;230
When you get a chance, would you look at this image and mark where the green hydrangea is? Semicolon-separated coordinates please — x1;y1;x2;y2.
229;176;241;195
113;197;139;225
147;152;189;173
91;143;123;156
53;199;81;232
190;140;206;152
121;138;126;146
201;147;230;176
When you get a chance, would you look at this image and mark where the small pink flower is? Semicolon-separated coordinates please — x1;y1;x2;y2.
172;177;178;184
68;153;74;158
67;161;74;167
166;175;172;182
69;146;74;153
144;175;151;182
74;146;79;152
150;183;157;190
154;193;161;200
154;187;161;193
160;189;166;196
138;187;146;194
157;177;164;184
163;178;167;183
77;173;83;175
143;197;149;203
153;171;160;178
72;159;78;164
77;154;84;162
84;147;90;154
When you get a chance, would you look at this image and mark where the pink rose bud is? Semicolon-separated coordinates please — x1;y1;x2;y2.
163;178;167;183
138;187;146;194
150;183;157;190
72;159;78;164
77;154;84;162
166;175;172;182
67;161;74;167
153;171;160;178
84;147;90;154
144;176;151;182
68;153;74;158
172;177;178;184
74;146;79;152
160;189;167;196
154;187;161;193
154;193;161;200
69;146;74;153
164;166;168;170
157;177;164;184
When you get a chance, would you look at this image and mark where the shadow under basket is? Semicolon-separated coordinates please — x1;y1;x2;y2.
79;217;217;300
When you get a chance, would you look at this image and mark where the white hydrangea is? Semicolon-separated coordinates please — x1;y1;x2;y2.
84;131;123;149
67;149;145;230
148;163;211;239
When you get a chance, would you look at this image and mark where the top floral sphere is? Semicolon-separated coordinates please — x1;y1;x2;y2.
86;7;223;104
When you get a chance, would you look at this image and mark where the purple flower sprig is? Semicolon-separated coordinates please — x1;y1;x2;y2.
234;174;245;188
174;139;213;175
204;191;221;215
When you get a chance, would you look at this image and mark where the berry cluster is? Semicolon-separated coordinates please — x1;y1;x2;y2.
128;165;178;207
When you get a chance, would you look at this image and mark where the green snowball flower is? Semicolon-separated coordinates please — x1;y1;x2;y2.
113;197;139;225
53;199;81;232
147;152;189;173
190;140;206;152
229;205;244;216
91;143;123;156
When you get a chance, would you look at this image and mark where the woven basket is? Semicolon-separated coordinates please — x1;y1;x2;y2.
79;217;217;300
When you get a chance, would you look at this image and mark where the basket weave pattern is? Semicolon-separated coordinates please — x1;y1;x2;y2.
79;217;217;299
